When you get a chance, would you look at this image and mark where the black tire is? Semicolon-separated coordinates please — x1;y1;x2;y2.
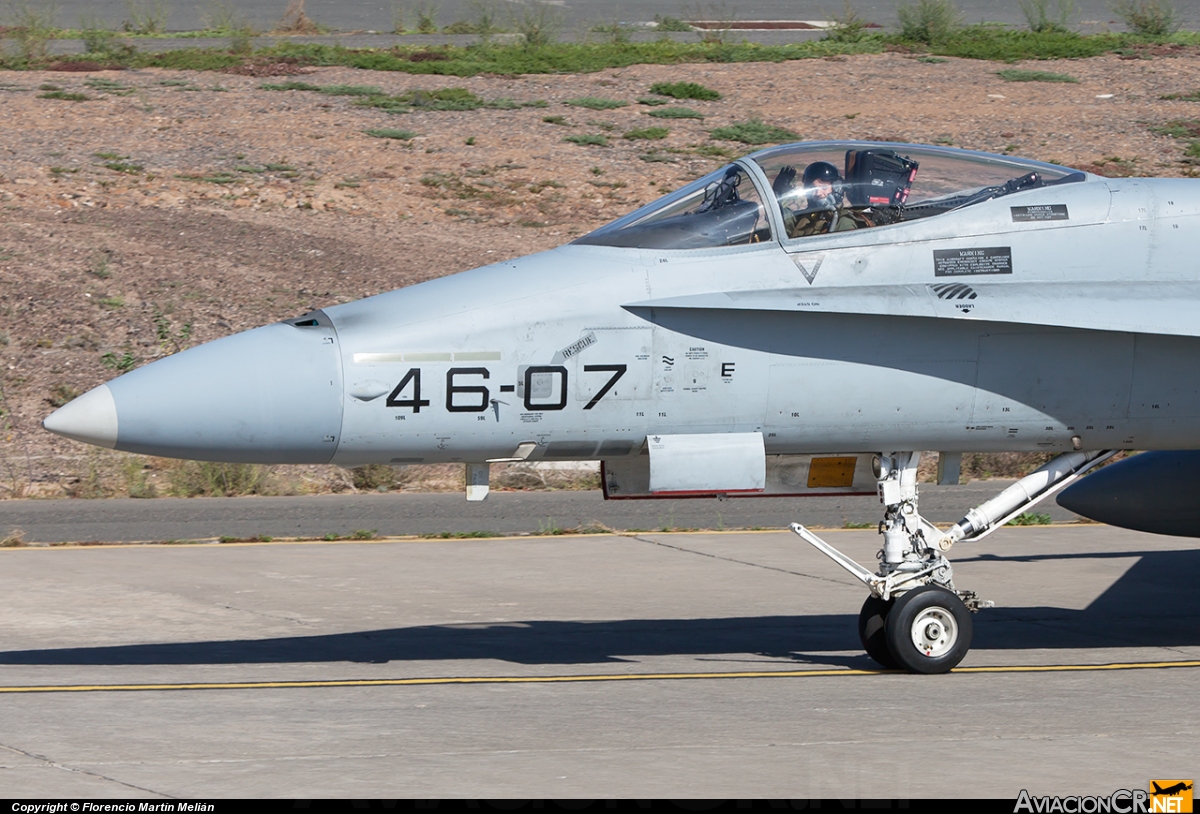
884;586;973;674
858;595;899;669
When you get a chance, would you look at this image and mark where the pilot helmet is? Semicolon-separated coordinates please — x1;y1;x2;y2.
802;161;842;208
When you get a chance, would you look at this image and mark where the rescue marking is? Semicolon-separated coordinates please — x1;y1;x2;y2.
3;660;1197;694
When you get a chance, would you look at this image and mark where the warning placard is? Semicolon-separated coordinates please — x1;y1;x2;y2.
1011;204;1069;222
934;247;1013;277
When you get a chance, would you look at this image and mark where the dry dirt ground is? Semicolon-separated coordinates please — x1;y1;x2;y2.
1;51;1199;498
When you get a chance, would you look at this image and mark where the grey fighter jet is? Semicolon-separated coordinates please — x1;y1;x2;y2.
42;141;1200;673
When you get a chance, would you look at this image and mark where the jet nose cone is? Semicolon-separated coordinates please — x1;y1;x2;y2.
43;318;345;464
42;384;118;448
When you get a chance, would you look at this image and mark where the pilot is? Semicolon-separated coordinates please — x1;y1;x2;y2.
772;161;874;239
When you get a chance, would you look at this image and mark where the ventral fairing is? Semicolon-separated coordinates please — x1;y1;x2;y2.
44;141;1200;673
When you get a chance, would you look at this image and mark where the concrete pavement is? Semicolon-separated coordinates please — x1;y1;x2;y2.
0;524;1196;796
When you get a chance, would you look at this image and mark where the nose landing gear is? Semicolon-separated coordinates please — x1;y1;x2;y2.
792;449;1116;673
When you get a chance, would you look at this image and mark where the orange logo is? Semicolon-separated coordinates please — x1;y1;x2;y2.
1150;781;1193;813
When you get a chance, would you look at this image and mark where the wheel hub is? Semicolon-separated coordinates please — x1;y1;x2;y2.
910;607;958;657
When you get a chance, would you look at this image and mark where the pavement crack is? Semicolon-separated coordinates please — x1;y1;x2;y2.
0;740;173;797
215;602;314;625
632;535;856;586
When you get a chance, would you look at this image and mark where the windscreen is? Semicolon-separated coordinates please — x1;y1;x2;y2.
574;164;772;250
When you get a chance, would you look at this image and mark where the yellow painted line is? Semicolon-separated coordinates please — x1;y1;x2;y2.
1;660;1197;694
953;660;1200;674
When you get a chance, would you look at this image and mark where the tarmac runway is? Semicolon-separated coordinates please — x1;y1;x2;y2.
0;482;1087;543
1;523;1196;797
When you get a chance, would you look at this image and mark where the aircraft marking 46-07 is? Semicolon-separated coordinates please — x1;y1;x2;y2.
373;362;633;416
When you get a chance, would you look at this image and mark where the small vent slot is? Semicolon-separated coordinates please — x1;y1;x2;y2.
284;309;333;329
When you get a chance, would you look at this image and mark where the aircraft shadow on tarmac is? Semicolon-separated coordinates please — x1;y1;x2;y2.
1;549;1197;669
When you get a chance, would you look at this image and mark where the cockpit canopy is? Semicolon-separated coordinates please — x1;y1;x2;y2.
574;141;1087;250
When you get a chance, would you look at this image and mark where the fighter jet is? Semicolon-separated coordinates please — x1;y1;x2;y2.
42;140;1200;674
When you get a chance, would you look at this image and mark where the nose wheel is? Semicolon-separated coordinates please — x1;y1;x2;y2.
858;588;972;672
885;586;972;673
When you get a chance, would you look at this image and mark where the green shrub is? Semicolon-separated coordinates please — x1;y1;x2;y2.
1152;119;1200;139
100;350;136;371
824;1;872;43
230;26;255;55
262;80;494;113
1019;0;1075;33
637;97;670;106
39;91;91;101
921;26;1113;60
623;126;669;139
1111;0;1178;36
564;133;609;146
85;77;132;94
1007;511;1052;526
997;68;1078;82
415;0;439;33
654;14;692;32
896;0;962;43
124;0;168;35
565;96;628;110
139;50;244;71
466;0;503;41
709;119;798;144
200;0;241;33
169;461;271;497
123;457;157;498
7;3;59;61
47;383;80;408
260;80;322;91
649;81;720;100
511;0;562;46
79;13;120;54
591;20;633;44
647;106;703;119
318;84;385;96
351;464;398;490
364;127;418;139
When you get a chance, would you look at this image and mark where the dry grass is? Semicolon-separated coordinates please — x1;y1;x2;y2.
273;0;323;34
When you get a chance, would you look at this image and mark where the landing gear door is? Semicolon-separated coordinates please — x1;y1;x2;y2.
648;432;766;495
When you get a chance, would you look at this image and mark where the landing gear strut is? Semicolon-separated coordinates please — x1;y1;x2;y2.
792;449;1116;673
